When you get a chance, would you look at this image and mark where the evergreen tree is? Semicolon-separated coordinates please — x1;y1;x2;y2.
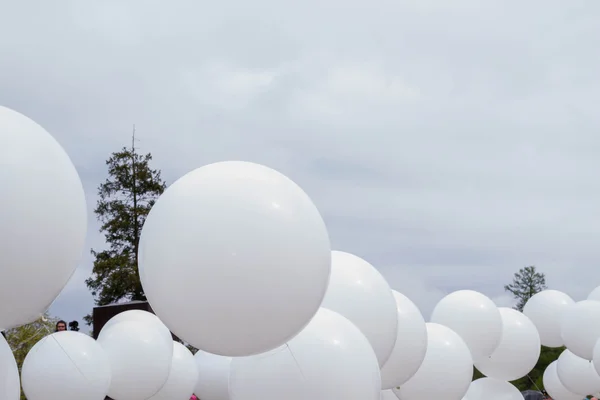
504;265;547;312
84;133;166;325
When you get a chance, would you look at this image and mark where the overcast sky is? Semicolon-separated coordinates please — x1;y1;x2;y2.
2;1;600;329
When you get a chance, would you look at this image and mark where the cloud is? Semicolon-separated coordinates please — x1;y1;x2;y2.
1;1;600;328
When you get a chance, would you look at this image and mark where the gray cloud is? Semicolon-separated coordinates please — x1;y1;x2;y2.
2;1;600;329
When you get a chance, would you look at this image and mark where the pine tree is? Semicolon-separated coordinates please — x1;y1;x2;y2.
84;131;166;325
504;265;547;312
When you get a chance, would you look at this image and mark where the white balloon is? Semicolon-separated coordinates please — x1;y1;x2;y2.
229;308;381;400
194;350;231;400
149;342;198;400
0;333;19;400
0;106;87;329
523;290;575;348
588;286;600;302
463;378;522;400
430;290;502;360
561;300;600;360
97;320;172;400
556;349;600;396
380;290;427;388
21;332;111;400
543;361;581;400
394;323;473;400
475;307;540;381
139;161;331;356
380;390;397;400
320;251;397;366
591;340;600;382
102;310;173;355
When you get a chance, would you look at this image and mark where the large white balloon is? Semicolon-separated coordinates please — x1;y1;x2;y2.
523;290;575;348
463;378;522;400
543;361;581;400
561;300;600;360
229;308;381;400
475;307;540;381
0;333;19;400
394;323;473;400
21;332;111;400
194;350;231;400
97;320;172;400
320;251;397;366
149;342;198;400
0;107;87;329
556;349;600;396
430;290;502;360
139;161;331;356
102;310;173;356
380;290;427;388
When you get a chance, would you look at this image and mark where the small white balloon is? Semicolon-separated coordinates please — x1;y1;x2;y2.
463;378;522;400
523;290;575;348
394;323;473;400
21;332;111;400
139;161;331;356
98;320;172;400
321;251;398;367
102;310;173;356
475;308;540;381
149;342;198;400
0;333;19;400
0;106;87;329
194;350;231;400
543;361;581;400
430;290;502;360
561;300;600;360
556;349;600;396
380;290;427;388
229;308;381;400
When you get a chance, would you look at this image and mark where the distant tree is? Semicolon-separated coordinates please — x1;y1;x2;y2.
84;132;166;326
504;266;547;312
4;313;58;400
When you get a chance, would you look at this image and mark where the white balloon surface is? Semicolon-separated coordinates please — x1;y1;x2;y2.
21;332;111;400
561;300;600;360
462;378;522;400
475;307;540;381
556;349;600;396
139;161;331;356
97;320;172;400
193;350;231;400
149;342;198;400
320;250;398;367
543;361;581;400
229;308;381;400
0;333;19;400
394;323;473;400
101;310;173;355
380;290;427;389
523;289;574;348
430;290;502;360
0;106;87;329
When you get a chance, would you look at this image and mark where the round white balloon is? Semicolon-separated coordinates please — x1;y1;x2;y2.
149;342;198;400
463;378;522;400
561;300;600;360
556;349;600;396
430;290;502;360
139;161;331;356
380;290;427;388
229;308;381;400
0;106;87;329
320;251;398;366
523;290;575;348
97;320;172;400
590;340;600;382
543;361;581;400
588;286;600;302
394;323;473;400
475;307;540;381
0;333;19;400
21;332;111;400
102;310;173;355
194;350;231;400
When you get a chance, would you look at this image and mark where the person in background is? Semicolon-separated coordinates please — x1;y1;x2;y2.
55;320;67;332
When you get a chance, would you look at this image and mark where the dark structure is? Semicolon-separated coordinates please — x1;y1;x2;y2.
521;390;544;400
92;300;179;341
